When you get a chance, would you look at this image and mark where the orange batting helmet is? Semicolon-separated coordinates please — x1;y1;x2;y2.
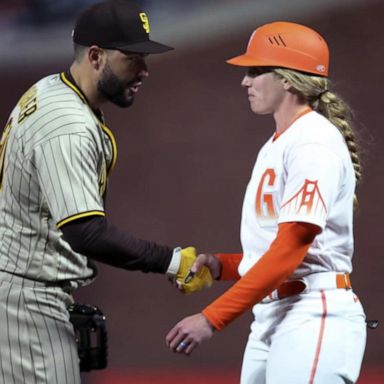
227;21;329;77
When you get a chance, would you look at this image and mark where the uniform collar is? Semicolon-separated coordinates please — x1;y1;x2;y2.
60;71;105;124
273;107;313;141
60;71;117;173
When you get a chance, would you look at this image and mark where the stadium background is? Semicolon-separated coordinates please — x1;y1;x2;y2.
0;0;383;382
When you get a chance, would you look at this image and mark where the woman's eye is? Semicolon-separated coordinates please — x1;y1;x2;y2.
247;67;272;77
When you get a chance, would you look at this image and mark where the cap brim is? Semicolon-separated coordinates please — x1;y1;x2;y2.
227;53;328;77
117;39;173;54
226;54;271;67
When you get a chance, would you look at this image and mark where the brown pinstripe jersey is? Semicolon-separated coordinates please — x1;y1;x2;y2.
0;72;117;286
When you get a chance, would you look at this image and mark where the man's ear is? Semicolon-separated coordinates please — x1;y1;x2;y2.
88;46;104;70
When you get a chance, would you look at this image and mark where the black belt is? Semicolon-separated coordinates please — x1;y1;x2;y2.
0;269;75;291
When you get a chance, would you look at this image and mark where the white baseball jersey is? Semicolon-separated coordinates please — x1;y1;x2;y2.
237;110;366;384
0;72;116;287
238;110;355;278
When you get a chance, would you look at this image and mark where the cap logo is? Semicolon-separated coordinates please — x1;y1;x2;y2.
316;64;326;73
139;12;150;34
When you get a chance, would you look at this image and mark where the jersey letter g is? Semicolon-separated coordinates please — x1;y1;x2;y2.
255;168;277;223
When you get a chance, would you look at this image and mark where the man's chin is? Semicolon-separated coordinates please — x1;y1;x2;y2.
110;94;135;108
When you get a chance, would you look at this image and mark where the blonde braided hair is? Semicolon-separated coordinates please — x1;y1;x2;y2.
274;68;362;191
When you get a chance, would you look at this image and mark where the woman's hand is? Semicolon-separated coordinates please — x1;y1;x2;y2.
166;313;215;355
191;253;222;280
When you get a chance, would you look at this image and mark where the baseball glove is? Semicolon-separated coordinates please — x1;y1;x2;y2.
68;303;108;372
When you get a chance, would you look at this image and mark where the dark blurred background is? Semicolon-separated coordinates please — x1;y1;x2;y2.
1;0;383;383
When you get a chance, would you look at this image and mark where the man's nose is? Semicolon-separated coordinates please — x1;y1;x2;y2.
137;57;149;75
138;68;149;79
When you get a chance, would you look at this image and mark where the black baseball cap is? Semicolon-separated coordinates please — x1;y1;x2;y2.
73;0;173;54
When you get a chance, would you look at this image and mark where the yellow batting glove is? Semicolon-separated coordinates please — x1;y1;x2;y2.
176;247;213;295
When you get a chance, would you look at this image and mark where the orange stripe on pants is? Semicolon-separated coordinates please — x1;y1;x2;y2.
309;290;327;384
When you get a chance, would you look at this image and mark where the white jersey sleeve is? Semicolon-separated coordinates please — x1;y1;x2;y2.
278;142;345;229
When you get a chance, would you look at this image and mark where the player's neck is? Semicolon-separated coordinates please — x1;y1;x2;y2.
273;98;311;134
70;63;103;109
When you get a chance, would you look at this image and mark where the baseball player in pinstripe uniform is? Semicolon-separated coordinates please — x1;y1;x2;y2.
167;22;367;383
0;1;212;383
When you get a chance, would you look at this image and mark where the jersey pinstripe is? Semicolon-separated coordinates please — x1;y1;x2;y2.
0;72;117;287
0;273;80;384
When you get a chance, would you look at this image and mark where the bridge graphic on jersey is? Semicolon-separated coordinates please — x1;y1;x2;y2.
280;179;327;217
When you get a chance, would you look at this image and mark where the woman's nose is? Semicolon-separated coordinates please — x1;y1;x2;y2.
241;75;251;88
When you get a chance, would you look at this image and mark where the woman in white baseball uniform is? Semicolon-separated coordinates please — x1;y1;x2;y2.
167;21;367;383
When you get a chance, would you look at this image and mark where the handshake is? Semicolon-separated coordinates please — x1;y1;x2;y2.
168;247;217;294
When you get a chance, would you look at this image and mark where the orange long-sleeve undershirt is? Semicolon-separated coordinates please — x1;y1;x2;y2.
202;222;320;330
215;253;243;280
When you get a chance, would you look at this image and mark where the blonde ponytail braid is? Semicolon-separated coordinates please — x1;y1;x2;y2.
274;68;362;189
317;91;362;185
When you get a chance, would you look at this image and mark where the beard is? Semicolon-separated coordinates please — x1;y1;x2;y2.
97;62;135;108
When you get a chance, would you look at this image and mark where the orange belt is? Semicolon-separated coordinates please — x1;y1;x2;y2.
271;273;352;300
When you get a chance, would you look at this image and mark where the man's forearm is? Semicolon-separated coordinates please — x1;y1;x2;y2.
61;216;173;273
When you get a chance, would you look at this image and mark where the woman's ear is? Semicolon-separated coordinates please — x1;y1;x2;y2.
281;77;292;91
